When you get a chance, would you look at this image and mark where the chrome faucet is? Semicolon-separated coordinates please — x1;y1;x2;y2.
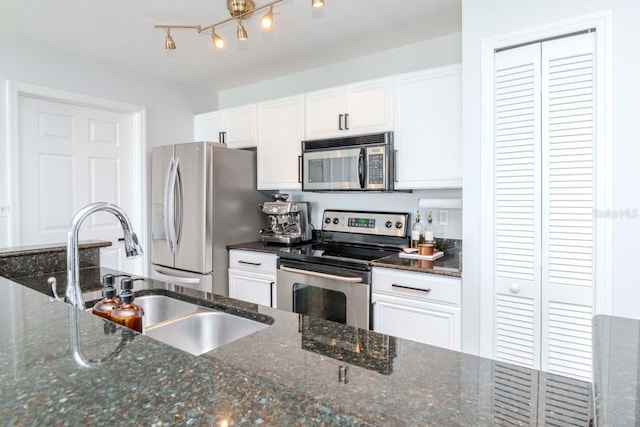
64;202;143;309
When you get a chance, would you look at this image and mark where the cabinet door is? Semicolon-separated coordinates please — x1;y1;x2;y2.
394;65;462;189
257;95;304;190
304;87;345;139
228;269;275;307
224;104;257;149
194;111;222;142
372;292;461;351
345;78;393;135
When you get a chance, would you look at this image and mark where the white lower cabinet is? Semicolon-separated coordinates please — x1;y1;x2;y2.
372;267;461;351
228;250;277;307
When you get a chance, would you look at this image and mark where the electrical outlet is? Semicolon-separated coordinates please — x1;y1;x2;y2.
439;209;449;226
0;201;10;218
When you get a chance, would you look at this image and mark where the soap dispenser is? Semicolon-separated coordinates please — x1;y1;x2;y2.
110;278;145;333
92;274;127;320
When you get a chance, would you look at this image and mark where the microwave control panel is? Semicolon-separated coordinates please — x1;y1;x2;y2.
323;210;408;237
368;153;384;185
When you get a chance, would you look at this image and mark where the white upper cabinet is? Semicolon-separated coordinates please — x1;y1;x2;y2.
194;111;222;142
393;64;462;189
194;104;257;149
256;95;305;190
305;77;393;140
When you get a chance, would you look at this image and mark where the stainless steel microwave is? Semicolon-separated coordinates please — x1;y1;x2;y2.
301;132;395;191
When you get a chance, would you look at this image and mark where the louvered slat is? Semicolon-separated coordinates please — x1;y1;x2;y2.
540;374;592;425
492;363;538;426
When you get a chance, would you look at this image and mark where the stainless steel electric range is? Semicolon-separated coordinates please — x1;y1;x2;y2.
276;210;410;330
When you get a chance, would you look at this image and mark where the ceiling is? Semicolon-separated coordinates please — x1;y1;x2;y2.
0;0;461;92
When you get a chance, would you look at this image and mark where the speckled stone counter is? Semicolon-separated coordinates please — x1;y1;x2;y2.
227;241;296;254
2;268;593;425
0;240;111;279
371;252;462;277
593;314;640;426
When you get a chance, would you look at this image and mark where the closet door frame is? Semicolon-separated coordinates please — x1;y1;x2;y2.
478;12;613;360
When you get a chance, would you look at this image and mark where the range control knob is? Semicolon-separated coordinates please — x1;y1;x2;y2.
385;221;392;228
333;218;339;225
324;217;331;224
395;221;403;229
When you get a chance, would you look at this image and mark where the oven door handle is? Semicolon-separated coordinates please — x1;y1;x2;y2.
279;266;364;283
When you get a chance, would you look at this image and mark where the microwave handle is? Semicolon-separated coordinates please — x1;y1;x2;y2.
298;155;302;183
358;147;366;189
394;149;398;182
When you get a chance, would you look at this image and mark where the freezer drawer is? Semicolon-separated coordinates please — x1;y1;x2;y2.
151;264;213;295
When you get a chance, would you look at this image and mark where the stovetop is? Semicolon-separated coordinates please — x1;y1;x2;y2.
278;242;402;270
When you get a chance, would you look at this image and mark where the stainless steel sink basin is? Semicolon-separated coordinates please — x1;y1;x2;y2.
144;311;268;356
135;295;209;329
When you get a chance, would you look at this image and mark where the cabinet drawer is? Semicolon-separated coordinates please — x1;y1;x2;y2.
372;267;460;305
229;250;277;274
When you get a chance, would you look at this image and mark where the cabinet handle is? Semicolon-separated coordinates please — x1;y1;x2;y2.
394;149;399;182
270;281;274;308
223;131;227;144
339;114;344;130
392;283;431;293
338;365;349;384
218;132;223;144
238;260;262;266
344;113;349;130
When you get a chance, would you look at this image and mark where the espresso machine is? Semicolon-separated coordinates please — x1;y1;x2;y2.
261;194;312;245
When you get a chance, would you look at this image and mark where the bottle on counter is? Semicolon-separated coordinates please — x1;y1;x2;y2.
425;211;435;246
110;277;145;333
411;210;425;248
92;274;121;320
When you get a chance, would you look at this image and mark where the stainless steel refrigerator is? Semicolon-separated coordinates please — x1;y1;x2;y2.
151;141;267;296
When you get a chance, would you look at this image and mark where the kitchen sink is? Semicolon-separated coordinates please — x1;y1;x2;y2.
144;311;268;356
135;295;209;329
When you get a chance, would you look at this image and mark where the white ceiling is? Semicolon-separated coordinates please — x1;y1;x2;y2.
0;0;461;92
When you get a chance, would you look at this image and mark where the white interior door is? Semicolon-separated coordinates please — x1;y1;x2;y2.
18;95;141;274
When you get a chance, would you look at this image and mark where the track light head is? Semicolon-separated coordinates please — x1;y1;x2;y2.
260;5;274;29
164;28;176;50
236;19;248;40
212;30;225;49
312;0;325;8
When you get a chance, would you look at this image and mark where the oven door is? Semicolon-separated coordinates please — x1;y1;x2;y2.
276;260;371;329
302;147;364;191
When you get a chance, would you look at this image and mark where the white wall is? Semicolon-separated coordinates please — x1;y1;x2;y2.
218;32;462;109
287;190;463;240
0;37;218;248
462;0;640;354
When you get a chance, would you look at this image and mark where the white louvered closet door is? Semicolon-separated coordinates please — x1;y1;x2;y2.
493;43;543;369
540;33;595;382
493;32;596;382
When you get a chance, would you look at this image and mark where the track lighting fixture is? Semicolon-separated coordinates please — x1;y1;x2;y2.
155;0;324;51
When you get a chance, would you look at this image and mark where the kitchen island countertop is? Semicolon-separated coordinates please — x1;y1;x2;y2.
1;266;593;425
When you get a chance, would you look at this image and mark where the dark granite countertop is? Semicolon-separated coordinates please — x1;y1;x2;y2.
0;239;111;257
227;241;294;255
371;252;462;277
229;241;463;278
2;267;592;425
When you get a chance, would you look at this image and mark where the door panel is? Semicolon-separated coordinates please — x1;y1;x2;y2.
18;95;139;273
173;142;209;273
151;144;174;268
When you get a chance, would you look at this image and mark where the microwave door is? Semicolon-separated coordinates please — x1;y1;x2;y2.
303;147;362;190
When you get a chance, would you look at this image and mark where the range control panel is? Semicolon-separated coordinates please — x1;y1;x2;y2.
322;210;409;237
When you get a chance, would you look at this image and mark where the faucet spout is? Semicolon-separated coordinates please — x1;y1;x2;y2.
65;202;143;309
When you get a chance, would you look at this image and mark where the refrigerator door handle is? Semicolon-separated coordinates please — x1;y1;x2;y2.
167;156;180;256
174;159;184;250
163;157;175;255
152;267;201;285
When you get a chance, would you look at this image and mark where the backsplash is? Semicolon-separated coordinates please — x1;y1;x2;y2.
285;189;462;240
